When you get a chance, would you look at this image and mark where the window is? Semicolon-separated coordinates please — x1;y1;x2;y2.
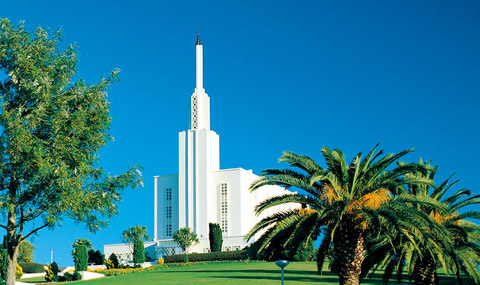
220;183;228;234
165;188;173;237
166;224;172;237
192;97;198;129
166;188;172;201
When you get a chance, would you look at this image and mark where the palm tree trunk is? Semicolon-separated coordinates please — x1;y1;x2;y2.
333;228;366;285
413;254;439;285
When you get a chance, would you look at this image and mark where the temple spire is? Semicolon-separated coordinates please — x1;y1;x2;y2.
195;35;203;91
190;35;210;130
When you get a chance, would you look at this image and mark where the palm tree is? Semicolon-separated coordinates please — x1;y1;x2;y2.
377;161;480;285
247;145;439;285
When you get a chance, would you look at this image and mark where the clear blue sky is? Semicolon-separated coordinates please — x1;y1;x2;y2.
2;0;479;266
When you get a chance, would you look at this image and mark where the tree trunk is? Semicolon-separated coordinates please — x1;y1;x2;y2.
6;202;20;285
413;254;439;285
6;245;18;285
333;228;366;285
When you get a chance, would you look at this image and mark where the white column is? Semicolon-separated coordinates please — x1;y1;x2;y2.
196;40;203;91
154;176;159;241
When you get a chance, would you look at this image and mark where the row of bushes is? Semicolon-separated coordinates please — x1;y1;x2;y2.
18;262;45;273
164;250;246;263
99;260;262;276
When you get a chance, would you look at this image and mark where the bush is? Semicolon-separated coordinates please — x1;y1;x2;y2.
293;239;315;261
105;259;114;269
164;250;246;263
74;245;88;271
73;270;82;281
88;250;104;265
108;253;119;269
15;264;23;279
133;239;145;264
19;262;45;273
50;261;59;275
157;258;164;265
209;223;223;252
44;266;54;282
0;248;7;280
63;272;73;281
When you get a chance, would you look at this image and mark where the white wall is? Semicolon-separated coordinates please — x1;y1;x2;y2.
104;242;156;263
154;174;179;240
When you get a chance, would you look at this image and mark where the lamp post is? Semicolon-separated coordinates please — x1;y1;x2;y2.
50;249;53;264
275;260;289;285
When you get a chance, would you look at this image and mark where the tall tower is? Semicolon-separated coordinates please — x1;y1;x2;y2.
178;36;220;238
190;35;210;130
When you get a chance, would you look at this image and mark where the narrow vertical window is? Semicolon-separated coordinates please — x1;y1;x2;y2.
165;188;172;237
220;183;228;235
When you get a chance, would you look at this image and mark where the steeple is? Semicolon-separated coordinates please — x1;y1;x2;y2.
190;35;210;130
195;35;203;91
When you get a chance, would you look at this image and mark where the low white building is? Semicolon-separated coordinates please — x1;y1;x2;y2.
105;36;296;261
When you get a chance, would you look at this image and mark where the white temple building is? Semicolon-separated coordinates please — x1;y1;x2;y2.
105;36;295;261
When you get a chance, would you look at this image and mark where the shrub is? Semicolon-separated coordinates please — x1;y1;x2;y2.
63;272;73;281
50;261;59;275
88;249;104;265
105;259;114;269
15;264;23;279
0;248;7;280
74;245;88;271
158;258;164;265
133;239;145;264
164;250;246;263
44;266;54;282
108;253;119;269
73;270;82;281
19;262;46;273
292;239;315;261
44;262;59;282
208;223;223;252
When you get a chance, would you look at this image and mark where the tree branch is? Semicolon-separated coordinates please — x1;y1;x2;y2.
21;224;49;241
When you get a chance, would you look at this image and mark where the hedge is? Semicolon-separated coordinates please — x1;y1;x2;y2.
75;245;88;271
208;223;222;252
18;262;45;273
98;260;263;276
164;250;246;263
133;239;145;264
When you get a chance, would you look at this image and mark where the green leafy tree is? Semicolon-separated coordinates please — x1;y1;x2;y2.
50;261;59;276
173;227;199;262
247;145;444;285
17;241;35;263
88;249;103;265
376;161;480;285
0;19;142;284
71;239;93;260
208;223;223;252
108;253;119;269
121;225;149;254
133;239;145;264
74;245;88;271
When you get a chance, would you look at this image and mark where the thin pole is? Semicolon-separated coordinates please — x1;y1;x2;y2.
50;249;53;264
281;268;284;285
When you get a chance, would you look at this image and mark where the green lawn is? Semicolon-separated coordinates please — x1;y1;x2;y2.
19;262;477;284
